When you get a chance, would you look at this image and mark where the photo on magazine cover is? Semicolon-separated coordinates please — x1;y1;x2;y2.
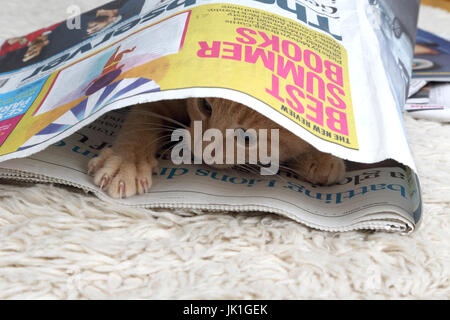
0;10;190;155
0;0;146;74
413;28;450;81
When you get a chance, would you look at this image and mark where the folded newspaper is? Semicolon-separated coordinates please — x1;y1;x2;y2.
0;0;422;233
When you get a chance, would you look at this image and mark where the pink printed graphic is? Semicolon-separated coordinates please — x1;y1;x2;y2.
0;115;23;146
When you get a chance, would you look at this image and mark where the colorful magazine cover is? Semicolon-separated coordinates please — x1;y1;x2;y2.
413;28;450;81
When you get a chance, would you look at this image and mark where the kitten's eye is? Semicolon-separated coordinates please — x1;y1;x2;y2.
236;128;257;148
200;99;213;116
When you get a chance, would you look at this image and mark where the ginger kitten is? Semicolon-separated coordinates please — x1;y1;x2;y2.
88;98;346;198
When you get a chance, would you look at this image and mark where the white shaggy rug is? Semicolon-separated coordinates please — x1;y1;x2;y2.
0;1;449;299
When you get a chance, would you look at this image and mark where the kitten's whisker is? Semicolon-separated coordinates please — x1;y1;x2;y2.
144;134;175;147
234;165;251;174
131;110;189;129
276;164;313;184
118;129;173;137
237;164;262;176
132;134;175;155
158;143;180;161
133;122;180;130
278;164;304;177
241;162;292;183
121;128;175;136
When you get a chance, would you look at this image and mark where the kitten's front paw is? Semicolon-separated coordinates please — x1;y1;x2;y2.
88;148;158;198
293;152;346;186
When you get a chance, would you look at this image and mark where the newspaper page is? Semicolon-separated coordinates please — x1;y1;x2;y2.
0;0;422;232
0;109;422;233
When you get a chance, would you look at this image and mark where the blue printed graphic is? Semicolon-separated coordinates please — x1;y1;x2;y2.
0;76;48;121
18;77;160;151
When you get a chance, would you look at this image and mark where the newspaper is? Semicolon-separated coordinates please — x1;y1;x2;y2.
0;0;422;233
405;29;450;122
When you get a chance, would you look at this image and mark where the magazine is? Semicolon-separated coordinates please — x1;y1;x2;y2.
412;28;450;82
0;0;422;233
405;83;450;122
404;29;450;122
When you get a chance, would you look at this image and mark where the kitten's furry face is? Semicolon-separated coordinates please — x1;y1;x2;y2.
89;97;346;198
185;98;313;169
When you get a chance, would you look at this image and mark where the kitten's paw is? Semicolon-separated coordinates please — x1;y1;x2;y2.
294;152;346;186
88;148;158;198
